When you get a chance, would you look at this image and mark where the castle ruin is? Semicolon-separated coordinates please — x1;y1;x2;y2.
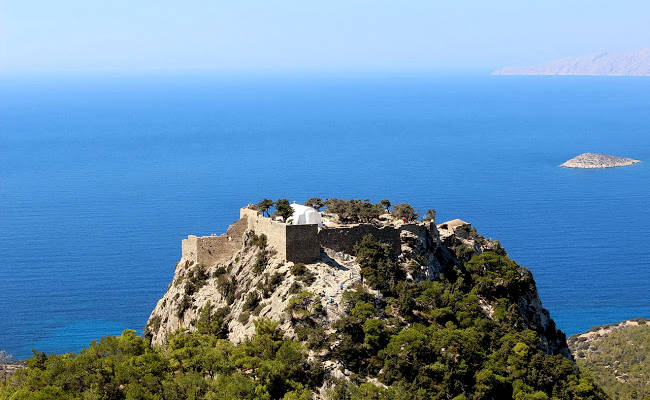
181;207;434;266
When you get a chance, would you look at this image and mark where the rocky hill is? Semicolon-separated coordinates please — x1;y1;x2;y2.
568;319;650;400
493;48;650;76
1;200;609;399
145;210;569;359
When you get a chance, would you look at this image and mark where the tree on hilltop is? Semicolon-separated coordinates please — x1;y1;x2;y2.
257;199;274;217
275;199;294;222
392;203;418;221
380;199;391;213
324;198;383;223
423;209;436;223
305;198;324;211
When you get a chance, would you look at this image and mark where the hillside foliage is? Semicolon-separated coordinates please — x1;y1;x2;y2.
569;320;649;400
1;237;610;400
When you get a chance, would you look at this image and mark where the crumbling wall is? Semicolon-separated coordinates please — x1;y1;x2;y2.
181;218;248;267
240;208;288;259
185;208;435;266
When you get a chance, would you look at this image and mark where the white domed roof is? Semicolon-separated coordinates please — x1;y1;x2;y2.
289;203;323;225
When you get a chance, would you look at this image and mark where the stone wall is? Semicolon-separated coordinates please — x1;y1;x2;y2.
317;224;402;256
181;218;247;267
400;222;432;238
183;207;428;266
286;224;320;263
240;208;288;259
400;222;436;248
239;208;320;263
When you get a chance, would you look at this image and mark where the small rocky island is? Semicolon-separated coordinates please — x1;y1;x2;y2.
560;153;640;169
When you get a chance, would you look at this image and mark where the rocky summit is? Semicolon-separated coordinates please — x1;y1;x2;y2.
136;199;607;399
146;207;569;357
560;153;640;169
1;199;610;399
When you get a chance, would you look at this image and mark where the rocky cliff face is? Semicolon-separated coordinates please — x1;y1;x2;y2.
145;215;571;358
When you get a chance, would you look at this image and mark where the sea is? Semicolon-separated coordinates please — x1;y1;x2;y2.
1;73;649;360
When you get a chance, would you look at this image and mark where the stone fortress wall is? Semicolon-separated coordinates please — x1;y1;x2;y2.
182;207;433;266
181;217;248;267
318;224;401;256
240;207;320;263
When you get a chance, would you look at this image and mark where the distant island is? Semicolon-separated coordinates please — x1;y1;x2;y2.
560;153;641;169
493;48;650;76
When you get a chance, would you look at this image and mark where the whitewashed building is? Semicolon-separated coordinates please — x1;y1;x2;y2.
289;203;323;225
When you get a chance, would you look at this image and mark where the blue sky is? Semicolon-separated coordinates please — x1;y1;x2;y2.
1;0;648;74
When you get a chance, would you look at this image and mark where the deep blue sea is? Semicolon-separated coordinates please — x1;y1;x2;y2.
1;73;648;359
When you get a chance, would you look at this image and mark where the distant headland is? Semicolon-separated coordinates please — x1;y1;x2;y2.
493;48;650;76
560;153;641;169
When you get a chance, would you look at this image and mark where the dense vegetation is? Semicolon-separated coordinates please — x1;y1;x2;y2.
1;320;321;400
1;236;609;399
254;197;427;225
254;199;294;222
323;237;607;400
323;199;384;223
568;320;649;400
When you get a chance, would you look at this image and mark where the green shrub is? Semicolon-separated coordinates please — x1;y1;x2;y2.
354;234;402;294
238;312;250;325
380;199;391;212
257;199;274;217
252;302;265;316
146;315;162;334
253;251;268;274
291;263;316;284
288;281;303;295
217;274;237;304
392;203;419;221
177;294;192;318
212;266;227;278
174;275;184;287
291;263;307;276
184;266;210;296
275;199;294;222
304;198;324;211
250;233;267;249
193;301;230;338
423;209;436;222
258;272;284;298
294;325;327;350
324;198;383;223
243;291;261;312
286;291;323;320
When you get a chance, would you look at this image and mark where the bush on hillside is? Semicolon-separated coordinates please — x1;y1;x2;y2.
324;198;383;223
392;203;419;221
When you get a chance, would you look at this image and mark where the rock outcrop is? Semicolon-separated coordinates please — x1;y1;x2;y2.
560;153;640;168
145;208;571;360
